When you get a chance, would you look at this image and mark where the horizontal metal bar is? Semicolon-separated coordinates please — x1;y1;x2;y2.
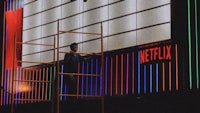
17;60;54;64
59;94;101;97
16;42;54;46
59;51;102;56
13;80;50;83
59;72;100;77
59;30;101;35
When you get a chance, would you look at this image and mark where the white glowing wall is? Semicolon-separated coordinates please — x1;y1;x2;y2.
23;0;171;67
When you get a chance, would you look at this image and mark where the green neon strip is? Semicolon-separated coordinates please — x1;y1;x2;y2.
195;0;199;89
187;0;193;89
49;67;52;100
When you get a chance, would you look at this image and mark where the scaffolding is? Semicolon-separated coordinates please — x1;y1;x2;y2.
56;19;105;113
10;34;56;113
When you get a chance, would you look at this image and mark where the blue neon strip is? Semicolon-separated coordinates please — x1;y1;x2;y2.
86;62;89;96
95;59;98;96
60;65;64;100
81;61;84;96
4;70;7;105
100;68;102;96
90;60;93;95
144;65;146;94
19;67;22;104
15;67;19;104
156;63;159;93
105;57;108;95
150;64;153;93
138;51;140;94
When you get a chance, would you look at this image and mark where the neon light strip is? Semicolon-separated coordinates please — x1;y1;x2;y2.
15;67;18;104
132;52;134;94
45;68;48;100
49;67;52;100
95;59;98;96
156;63;159;93
175;44;179;90
90;60;93;95
116;55;118;95
194;0;199;89
19;68;22;103
38;69;41;101
121;54;123;95
162;63;165;91
81;61;84;96
31;69;34;102
25;70;27;103
86;62;89;96
28;70;31;103
35;70;38;102
110;57;113;96
22;69;24;104
169;62;172;91
138;51;140;94
60;65;63;100
4;70;7;105
126;53;129;94
144;65;146;94
100;67;102;96
42;68;45;100
187;0;192;89
7;70;9;104
105;57;108;95
150;64;152;93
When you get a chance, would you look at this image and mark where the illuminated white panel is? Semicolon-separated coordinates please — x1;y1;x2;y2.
42;7;61;24
40;36;55;51
22;40;41;54
83;7;108;26
40;51;54;63
109;14;136;35
137;23;170;45
83;0;108;11
42;22;57;37
61;1;81;18
22;54;41;67
109;0;136;19
137;5;170;28
137;0;170;11
61;15;81;31
43;0;61;10
82;40;103;53
23;27;42;42
23;0;42;17
23;13;41;30
24;0;35;4
107;32;136;51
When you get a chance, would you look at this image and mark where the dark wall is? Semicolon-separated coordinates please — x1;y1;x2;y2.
0;0;4;80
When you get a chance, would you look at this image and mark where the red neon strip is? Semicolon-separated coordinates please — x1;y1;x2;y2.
110;58;113;96
121;54;123;95
45;68;48;100
169;62;172;91
162;63;165;92
175;44;178;90
132;52;134;94
116;55;118;95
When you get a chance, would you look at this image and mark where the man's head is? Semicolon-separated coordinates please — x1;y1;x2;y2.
70;42;78;52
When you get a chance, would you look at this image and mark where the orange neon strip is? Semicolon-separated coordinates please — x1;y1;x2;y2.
169;62;172;91
175;44;179;90
162;63;165;92
45;68;49;100
121;54;123;95
9;69;12;104
110;58;113;96
25;70;28;104
116;55;118;95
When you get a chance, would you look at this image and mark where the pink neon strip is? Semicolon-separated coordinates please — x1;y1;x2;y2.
126;53;129;94
132;52;134;94
38;69;41;101
28;70;31;103
42;68;45;100
25;70;27;104
116;55;118;95
31;69;34;103
121;54;124;95
35;70;38;102
110;58;113;96
77;63;80;97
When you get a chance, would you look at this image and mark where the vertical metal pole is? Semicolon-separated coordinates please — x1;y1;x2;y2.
52;34;56;113
100;22;105;113
56;19;60;113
